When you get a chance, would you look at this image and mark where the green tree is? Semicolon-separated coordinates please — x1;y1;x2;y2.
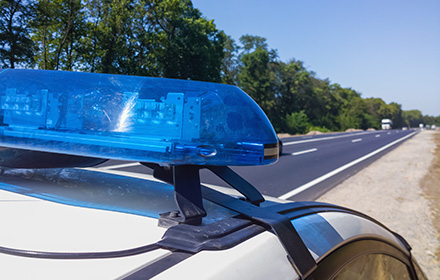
0;0;34;68
402;110;423;128
237;35;285;129
221;35;239;85
30;0;88;70
240;34;268;53
126;0;160;76
274;60;312;131
331;84;374;130
238;45;277;123
307;76;337;130
388;102;403;128
276;60;343;132
79;0;103;72
29;0;224;79
81;0;135;74
376;102;403;128
148;0;225;81
363;98;386;129
54;0;87;70
285;110;308;134
30;0;58;69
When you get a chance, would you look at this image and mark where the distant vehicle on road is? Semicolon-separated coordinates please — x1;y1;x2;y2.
381;119;393;130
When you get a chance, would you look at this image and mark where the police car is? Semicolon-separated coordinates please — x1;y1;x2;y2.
0;69;427;279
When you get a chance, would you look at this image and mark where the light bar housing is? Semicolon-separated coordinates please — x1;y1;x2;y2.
0;69;278;166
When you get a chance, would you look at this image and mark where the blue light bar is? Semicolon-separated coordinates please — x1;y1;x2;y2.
0;69;278;166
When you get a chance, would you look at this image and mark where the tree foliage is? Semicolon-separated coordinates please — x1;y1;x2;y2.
224;34;438;133
148;0;225;81
285;110;308;134
9;0;224;80
238;45;276;122
0;0;34;68
30;0;87;70
0;1;437;131
220;35;239;85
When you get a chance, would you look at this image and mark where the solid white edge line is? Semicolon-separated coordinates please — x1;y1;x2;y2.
291;148;318;156
277;131;417;200
99;162;141;170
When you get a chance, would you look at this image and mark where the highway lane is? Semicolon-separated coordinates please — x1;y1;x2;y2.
203;129;416;200
275;130;416;199
94;129;418;201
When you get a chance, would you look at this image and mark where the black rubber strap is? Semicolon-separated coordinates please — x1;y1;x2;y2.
207;166;264;205
201;186;316;279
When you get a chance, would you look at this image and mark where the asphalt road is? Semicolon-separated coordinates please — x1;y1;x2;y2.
95;129;418;201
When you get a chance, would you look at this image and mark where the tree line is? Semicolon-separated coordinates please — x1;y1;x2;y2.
223;35;439;133
0;0;438;134
0;0;224;81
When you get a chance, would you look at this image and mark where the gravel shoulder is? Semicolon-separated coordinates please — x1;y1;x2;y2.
317;130;440;279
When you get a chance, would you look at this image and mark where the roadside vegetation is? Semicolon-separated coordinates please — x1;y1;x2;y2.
421;131;440;261
0;0;439;134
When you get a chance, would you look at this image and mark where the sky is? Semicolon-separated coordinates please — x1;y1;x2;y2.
192;0;440;116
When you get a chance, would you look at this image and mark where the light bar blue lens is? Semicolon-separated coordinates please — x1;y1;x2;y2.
0;69;278;166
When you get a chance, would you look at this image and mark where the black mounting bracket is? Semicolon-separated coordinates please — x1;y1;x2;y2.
206;166;264;206
141;163;265;227
158;165;207;227
141;163;317;279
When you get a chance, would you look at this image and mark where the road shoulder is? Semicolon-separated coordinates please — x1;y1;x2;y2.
317;130;440;279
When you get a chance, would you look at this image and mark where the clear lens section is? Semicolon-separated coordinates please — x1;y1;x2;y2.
0;69;278;166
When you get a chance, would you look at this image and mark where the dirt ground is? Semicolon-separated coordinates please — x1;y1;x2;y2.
421;131;440;264
318;130;440;279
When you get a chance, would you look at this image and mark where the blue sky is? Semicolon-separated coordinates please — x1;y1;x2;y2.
192;0;440;116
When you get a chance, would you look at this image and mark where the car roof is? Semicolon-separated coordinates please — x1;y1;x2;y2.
0;167;242;224
0;166;411;279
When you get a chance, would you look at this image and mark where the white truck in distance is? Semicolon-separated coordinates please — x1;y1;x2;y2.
381;118;393;130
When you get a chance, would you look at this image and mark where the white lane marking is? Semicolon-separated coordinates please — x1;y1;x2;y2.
278;131;417;200
375;135;381;138
99;162;141;170
291;148;318;156
283;131;384;146
352;138;362;143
